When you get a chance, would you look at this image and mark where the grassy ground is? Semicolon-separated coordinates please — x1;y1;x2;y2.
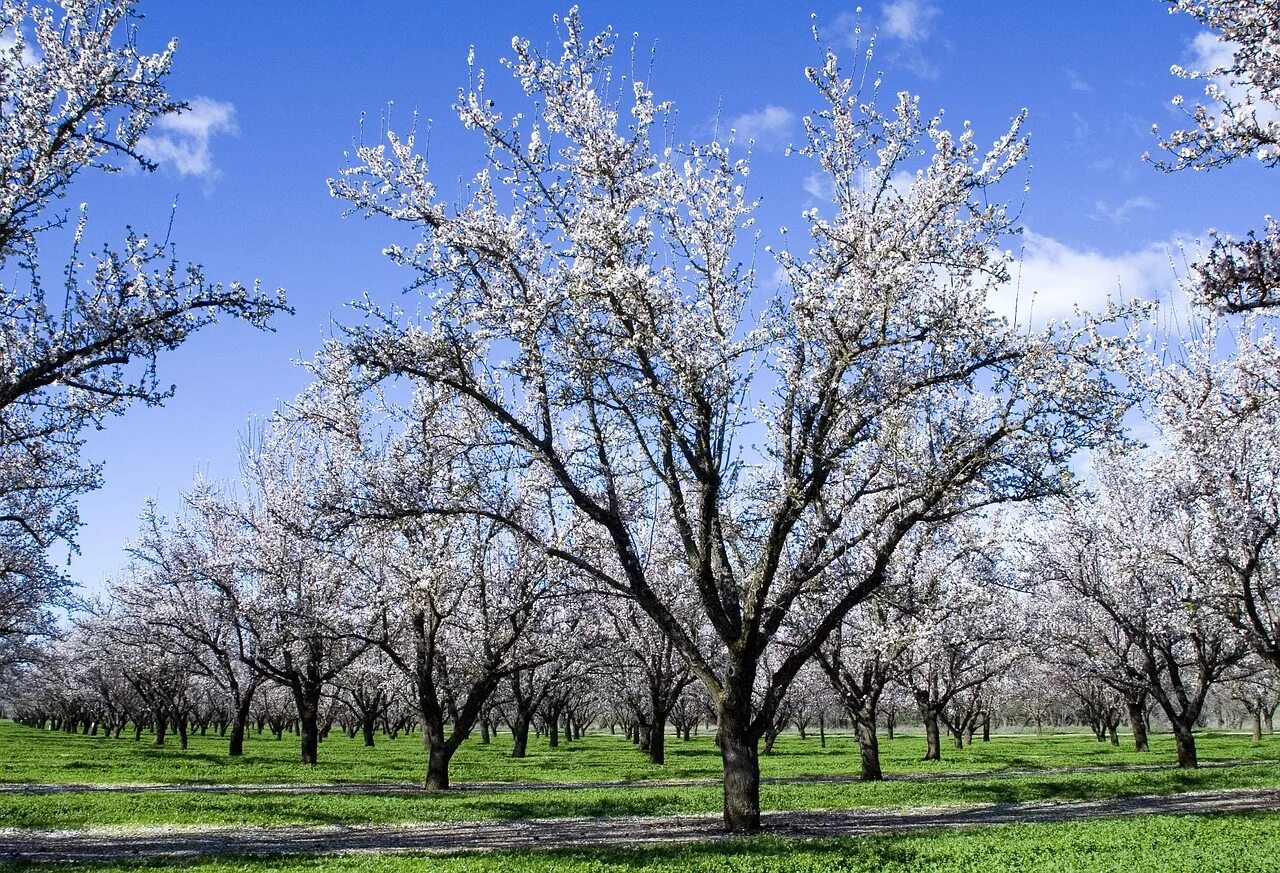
1;722;1278;828
2;721;1278;786
2;762;1277;828
6;813;1280;872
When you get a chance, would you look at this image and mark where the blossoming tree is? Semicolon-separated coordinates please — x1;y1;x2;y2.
330;11;1139;831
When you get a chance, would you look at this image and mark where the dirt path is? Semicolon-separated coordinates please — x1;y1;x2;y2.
1;788;1276;863
2;757;1276;796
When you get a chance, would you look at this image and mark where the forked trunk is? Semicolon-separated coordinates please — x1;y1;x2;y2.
229;695;254;758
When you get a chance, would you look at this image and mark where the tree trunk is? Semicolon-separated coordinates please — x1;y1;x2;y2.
718;711;761;833
547;708;560;749
153;711;168;747
1126;700;1150;752
296;694;320;766
229;694;254;758
1252;710;1263;743
511;714;531;759
479;717;491;745
1172;723;1198;769
362;713;377;747
922;707;942;761
648;717;667;765
982;715;990;742
423;721;452;791
176;716;189;750
819;714;826;749
855;717;882;781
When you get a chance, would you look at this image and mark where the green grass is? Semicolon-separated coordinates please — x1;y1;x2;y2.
6;813;1280;872
3;721;1279;829
1;761;1278;829
3;721;1278;787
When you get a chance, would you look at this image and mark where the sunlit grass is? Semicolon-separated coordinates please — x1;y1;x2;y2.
3;720;1277;787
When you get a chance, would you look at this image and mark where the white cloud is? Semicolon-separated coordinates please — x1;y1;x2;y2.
139;97;238;178
990;230;1181;325
882;0;939;43
1188;31;1234;77
0;29;38;65
1185;31;1280;129
1091;195;1156;225
729;105;795;151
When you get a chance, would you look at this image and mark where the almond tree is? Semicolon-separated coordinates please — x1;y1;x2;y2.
1152;0;1279;311
888;528;1027;761
330;12;1139;831
600;596;697;765
112;493;268;757
0;0;287;662
214;411;375;766
814;582;918;779
288;353;561;787
1038;461;1252;768
1146;320;1280;677
1033;582;1153;751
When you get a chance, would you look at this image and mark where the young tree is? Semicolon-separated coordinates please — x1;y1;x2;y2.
330;12;1138;831
289;353;559;788
1152;0;1279;311
0;0;287;663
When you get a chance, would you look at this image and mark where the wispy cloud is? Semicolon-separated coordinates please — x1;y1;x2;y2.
1091;196;1156;225
729;105;796;151
803;172;834;202
876;1;943;79
882;0;939;43
1064;69;1092;93
140;97;238;179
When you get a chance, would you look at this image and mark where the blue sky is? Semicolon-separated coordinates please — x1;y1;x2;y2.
63;0;1273;590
